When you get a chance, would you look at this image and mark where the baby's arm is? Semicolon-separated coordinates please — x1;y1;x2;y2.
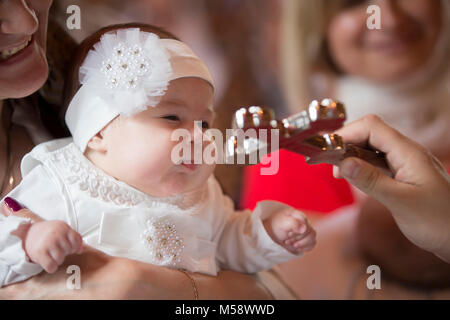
214;191;315;274
262;208;316;254
15;219;83;273
0;164;76;286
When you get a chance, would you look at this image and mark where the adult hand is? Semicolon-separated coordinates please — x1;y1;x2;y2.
333;115;450;263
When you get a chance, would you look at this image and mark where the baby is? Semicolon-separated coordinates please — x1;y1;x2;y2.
0;25;315;287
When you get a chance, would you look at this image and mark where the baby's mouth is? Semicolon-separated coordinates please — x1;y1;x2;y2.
182;163;198;170
181;159;198;171
0;36;32;61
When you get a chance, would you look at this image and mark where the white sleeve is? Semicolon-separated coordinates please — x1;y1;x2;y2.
0;163;70;287
215;195;301;274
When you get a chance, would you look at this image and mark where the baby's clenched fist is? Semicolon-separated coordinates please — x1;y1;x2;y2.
263;209;316;254
23;220;84;273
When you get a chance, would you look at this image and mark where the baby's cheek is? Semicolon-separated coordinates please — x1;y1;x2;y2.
109;133;169;176
130;143;174;176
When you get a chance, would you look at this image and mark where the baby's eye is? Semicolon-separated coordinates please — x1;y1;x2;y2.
162;115;180;122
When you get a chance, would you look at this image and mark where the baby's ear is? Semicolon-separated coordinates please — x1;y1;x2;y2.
86;131;107;152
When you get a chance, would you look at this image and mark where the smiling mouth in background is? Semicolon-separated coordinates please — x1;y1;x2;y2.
0;36;33;62
364;32;420;55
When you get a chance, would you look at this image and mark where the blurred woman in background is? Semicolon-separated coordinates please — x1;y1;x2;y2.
244;0;450;298
244;0;450;211
281;0;450;155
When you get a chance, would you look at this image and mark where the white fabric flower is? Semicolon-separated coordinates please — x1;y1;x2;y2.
79;28;173;116
66;28;215;152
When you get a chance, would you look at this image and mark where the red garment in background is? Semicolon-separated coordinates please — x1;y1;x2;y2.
240;150;354;213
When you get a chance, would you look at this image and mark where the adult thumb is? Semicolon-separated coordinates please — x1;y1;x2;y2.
339;157;397;201
2;197;44;223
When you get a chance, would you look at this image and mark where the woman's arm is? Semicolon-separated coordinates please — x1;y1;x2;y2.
0;247;272;300
0;202;272;300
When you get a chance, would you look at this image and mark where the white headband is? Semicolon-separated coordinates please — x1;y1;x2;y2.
66;28;215;152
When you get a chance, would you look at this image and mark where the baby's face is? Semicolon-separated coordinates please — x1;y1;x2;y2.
99;78;215;197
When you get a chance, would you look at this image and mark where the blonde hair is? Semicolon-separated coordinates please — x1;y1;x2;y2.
280;0;346;112
280;0;450;113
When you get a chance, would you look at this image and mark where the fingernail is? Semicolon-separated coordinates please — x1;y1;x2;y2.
332;166;338;179
4;197;23;212
332;166;342;179
340;159;360;179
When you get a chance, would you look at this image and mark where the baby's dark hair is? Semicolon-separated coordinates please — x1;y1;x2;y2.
62;23;179;118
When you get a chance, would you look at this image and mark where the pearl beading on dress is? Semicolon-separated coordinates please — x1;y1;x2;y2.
140;217;184;266
45;143;206;214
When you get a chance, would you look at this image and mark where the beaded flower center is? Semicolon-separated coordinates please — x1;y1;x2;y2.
101;43;151;90
140;217;184;266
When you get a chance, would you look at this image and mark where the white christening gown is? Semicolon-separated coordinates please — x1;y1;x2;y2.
0;138;300;287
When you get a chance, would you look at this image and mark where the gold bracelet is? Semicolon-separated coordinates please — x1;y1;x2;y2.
178;269;199;300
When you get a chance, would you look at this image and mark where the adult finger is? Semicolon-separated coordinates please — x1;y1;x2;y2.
335;115;439;187
2;197;44;222
335;115;427;174
338;157;414;205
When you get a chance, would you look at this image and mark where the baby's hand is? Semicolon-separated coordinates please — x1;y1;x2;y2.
23;221;84;273
263;209;316;254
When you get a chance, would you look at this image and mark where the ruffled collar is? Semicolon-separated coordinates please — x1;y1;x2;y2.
50;142;207;214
